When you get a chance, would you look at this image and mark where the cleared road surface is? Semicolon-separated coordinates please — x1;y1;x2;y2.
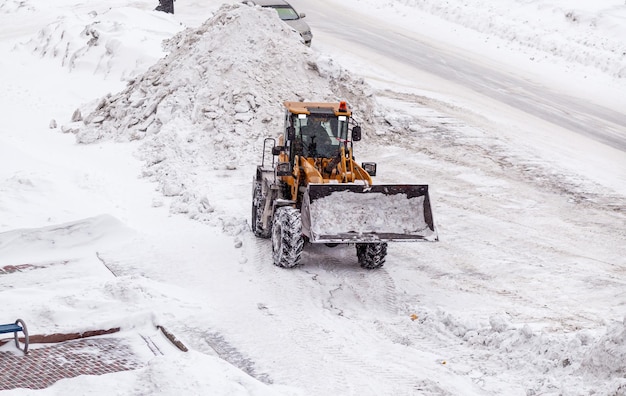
298;0;626;152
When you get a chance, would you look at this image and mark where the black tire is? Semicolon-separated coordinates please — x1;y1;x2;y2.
252;181;270;238
272;207;304;268
356;243;388;269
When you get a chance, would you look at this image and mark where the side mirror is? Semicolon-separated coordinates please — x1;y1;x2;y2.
352;126;362;142
299;13;306;18
287;126;296;141
276;161;292;176
272;146;284;156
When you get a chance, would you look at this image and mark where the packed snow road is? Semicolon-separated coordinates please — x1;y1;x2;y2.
281;0;626;393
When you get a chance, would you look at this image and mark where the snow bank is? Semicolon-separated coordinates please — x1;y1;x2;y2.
20;7;181;81
0;0;34;13
580;316;626;392
418;308;626;394
0;214;132;264
64;4;379;229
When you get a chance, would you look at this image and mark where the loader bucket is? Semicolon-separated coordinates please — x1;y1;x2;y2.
302;183;438;243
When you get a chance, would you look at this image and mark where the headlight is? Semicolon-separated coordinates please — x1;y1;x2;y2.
361;162;377;176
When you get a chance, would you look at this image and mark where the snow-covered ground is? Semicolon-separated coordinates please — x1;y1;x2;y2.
1;0;625;395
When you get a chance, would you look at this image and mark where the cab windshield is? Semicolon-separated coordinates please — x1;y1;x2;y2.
294;114;349;158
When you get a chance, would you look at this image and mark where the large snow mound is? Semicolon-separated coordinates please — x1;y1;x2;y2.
66;4;379;229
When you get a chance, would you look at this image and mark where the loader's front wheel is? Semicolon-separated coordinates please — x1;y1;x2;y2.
252;181;270;238
356;243;388;269
272;207;304;268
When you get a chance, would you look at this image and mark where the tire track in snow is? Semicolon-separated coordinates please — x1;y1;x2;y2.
375;89;626;215
298;246;431;392
238;238;464;394
307;244;399;317
241;237;355;392
363;98;626;328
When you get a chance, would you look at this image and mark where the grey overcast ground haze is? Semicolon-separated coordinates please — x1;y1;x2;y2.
0;0;625;395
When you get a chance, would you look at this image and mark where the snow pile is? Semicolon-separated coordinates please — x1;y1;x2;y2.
65;3;378;228
348;0;626;78
21;7;182;81
309;191;433;239
0;0;34;13
129;351;293;396
420;309;626;394
0;215;132;263
580;316;626;392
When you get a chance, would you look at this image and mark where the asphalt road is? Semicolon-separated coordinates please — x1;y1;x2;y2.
297;0;626;152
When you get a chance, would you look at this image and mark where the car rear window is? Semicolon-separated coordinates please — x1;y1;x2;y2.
268;6;299;21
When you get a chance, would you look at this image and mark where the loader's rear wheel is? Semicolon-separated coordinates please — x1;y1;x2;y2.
252;181;270;238
356;243;388;269
272;207;304;268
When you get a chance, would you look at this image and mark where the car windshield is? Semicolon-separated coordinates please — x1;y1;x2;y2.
268;5;299;21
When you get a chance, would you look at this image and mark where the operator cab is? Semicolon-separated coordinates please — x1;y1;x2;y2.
294;112;346;158
282;102;355;159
